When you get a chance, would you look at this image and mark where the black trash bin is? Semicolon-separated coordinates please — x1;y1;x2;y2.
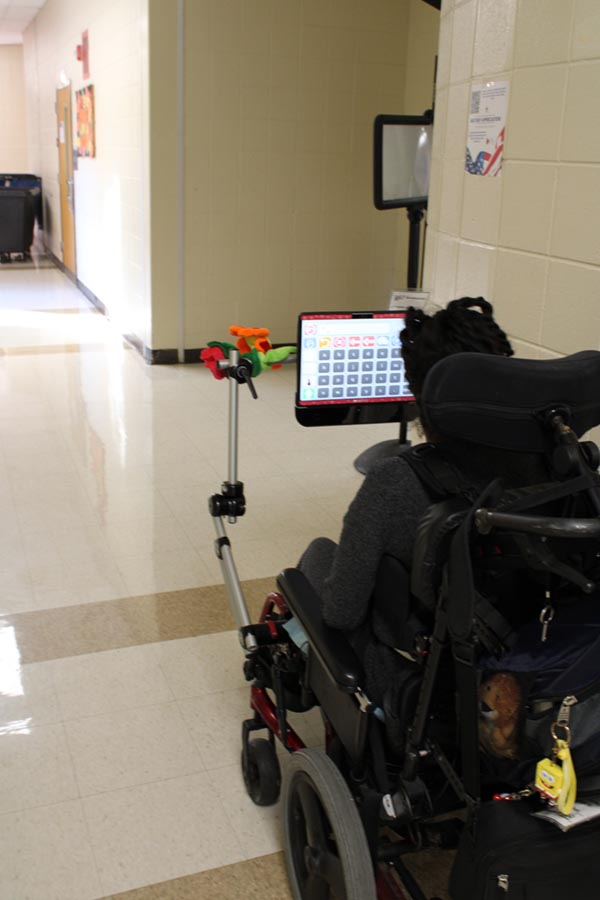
0;188;36;261
0;174;43;229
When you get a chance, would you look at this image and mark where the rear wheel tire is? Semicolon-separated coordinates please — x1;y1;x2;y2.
241;738;281;806
283;748;377;900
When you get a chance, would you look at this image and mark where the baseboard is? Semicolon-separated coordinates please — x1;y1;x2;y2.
45;248;106;316
75;277;106;316
122;336;179;365
44;250;293;366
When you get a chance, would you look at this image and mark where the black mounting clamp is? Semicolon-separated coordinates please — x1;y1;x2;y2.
226;356;258;399
209;480;246;518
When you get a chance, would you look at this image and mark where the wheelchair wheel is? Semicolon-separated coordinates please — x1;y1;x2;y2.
241;738;281;806
283;748;377;900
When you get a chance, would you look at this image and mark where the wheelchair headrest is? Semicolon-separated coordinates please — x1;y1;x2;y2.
420;350;600;452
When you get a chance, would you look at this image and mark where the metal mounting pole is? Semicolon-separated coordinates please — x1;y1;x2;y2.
407;206;424;290
209;347;258;651
228;349;240;521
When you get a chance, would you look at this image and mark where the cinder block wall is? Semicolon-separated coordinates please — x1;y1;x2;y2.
0;45;28;172
424;0;600;360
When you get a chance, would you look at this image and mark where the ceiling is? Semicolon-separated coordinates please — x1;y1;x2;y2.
0;0;47;44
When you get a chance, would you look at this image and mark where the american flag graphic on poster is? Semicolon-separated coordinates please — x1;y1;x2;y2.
466;128;505;176
466;81;509;177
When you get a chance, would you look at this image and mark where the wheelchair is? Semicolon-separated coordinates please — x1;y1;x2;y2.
208;347;600;900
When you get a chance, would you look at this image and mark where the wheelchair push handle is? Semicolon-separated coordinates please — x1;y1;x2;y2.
475;508;600;539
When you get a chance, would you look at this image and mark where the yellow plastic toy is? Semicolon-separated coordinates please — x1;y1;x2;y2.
534;733;577;815
534;757;563;802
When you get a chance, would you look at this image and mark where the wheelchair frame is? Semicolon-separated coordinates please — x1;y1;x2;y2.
208;349;461;900
208;347;600;900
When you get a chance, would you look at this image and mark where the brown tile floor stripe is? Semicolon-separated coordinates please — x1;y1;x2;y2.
102;852;292;900
5;577;277;664
403;849;453;900
99;850;452;900
32;307;102;314
0;343;108;356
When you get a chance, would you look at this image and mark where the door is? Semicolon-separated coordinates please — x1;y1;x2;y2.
56;85;76;275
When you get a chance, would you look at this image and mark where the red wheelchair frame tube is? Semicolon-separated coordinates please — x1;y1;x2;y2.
250;686;305;751
376;865;412;900
250;591;305;752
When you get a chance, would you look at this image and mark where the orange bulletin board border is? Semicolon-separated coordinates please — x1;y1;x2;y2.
76;85;95;158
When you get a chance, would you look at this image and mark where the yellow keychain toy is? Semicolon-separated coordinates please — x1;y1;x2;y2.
534;723;577;815
534;756;563;802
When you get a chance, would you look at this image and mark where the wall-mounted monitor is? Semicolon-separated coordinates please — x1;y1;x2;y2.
373;111;433;210
295;311;415;428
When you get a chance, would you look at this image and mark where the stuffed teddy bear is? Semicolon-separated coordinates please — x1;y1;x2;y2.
479;671;522;760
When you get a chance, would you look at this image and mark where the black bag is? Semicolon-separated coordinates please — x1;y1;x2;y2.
480;599;600;787
450;800;600;899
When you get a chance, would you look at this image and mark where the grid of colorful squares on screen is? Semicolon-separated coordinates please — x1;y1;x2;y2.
298;313;413;405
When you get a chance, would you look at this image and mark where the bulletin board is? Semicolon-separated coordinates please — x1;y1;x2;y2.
76;85;96;158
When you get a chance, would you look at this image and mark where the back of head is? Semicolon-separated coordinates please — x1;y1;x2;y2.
400;297;549;486
400;296;513;401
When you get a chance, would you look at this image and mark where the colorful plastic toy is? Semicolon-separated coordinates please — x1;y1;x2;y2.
200;326;296;380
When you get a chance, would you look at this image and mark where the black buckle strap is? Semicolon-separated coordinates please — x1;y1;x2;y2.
453;639;481;806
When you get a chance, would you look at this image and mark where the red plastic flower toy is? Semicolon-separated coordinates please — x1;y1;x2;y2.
200;345;228;380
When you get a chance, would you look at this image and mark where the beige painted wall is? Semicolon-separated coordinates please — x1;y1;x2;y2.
149;0;439;351
20;0;438;355
0;45;28;172
397;0;440;289
23;0;151;346
147;0;179;352
424;0;600;361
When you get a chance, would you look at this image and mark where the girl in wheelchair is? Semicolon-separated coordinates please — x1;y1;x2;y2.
208;300;600;900
296;296;550;708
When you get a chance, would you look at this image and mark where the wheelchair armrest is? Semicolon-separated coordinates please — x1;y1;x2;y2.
277;568;363;693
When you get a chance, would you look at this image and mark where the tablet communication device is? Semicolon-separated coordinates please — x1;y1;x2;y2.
295;311;414;427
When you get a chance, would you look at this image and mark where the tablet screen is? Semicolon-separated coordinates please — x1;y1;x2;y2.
297;311;413;407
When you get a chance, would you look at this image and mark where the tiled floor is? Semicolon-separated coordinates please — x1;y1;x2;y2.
0;265;409;898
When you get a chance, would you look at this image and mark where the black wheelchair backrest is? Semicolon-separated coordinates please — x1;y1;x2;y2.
421;350;600;452
406;349;600;631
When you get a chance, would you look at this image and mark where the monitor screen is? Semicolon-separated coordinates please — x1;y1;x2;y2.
373;112;433;210
295;311;415;427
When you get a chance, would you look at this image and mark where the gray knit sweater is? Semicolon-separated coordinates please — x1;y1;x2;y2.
297;454;430;703
321;455;430;632
298;444;548;703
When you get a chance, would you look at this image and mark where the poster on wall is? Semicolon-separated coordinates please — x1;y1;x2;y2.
76;85;95;158
465;81;509;177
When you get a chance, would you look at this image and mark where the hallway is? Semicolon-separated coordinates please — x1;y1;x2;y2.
0;267;405;899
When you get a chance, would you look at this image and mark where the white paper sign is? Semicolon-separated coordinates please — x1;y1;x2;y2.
466;81;509;177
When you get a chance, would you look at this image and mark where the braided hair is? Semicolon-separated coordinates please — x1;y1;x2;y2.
400;296;513;400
